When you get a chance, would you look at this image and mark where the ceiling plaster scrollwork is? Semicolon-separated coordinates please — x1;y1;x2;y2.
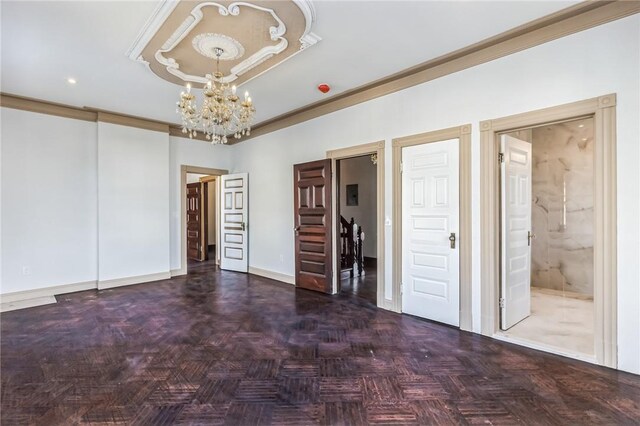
127;0;321;87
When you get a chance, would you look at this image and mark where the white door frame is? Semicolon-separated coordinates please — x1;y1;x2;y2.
176;165;228;276
327;141;385;305
480;94;618;368
392;124;473;331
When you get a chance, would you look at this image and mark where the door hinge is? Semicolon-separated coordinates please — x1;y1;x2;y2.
400;282;404;295
400;162;404;173
499;297;505;308
498;153;504;163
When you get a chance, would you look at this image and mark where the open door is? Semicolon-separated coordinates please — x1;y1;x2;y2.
401;139;460;326
187;182;206;261
220;173;248;273
293;159;333;293
500;134;532;330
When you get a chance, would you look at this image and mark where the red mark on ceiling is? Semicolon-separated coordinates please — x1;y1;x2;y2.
318;84;330;94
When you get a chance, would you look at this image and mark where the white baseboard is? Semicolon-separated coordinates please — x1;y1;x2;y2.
248;267;295;285
0;280;97;313
171;267;187;277
98;271;171;290
0;280;97;304
1;271;173;313
1;296;58;313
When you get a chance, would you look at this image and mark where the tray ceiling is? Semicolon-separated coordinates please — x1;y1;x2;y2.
128;1;321;87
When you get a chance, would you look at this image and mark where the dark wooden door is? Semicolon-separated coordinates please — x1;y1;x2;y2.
187;182;206;261
294;159;333;293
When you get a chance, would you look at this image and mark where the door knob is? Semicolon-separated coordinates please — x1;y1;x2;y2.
449;232;456;249
528;231;536;246
241;222;246;231
294;226;300;234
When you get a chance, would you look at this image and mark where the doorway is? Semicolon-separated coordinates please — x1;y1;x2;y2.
336;154;378;304
186;173;218;266
497;118;595;357
327;141;385;305
179;165;228;276
480;94;618;368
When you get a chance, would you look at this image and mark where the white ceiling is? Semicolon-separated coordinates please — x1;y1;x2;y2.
1;1;578;126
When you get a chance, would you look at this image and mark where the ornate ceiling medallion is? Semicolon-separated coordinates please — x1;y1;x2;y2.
192;33;245;61
126;0;321;87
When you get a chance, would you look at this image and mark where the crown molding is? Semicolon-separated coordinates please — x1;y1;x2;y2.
95;111;170;133
0;92;173;134
238;0;639;143
168;124;210;142
0;92;98;122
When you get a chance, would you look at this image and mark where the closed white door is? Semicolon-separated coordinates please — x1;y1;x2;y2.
500;134;532;330
402;139;460;326
220;173;248;273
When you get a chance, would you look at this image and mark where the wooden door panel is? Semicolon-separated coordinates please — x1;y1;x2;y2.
187;182;204;261
294;159;333;293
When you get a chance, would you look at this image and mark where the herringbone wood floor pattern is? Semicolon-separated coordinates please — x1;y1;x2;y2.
1;259;639;425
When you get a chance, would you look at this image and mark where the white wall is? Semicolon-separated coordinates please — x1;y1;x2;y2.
1;108;98;294
231;16;640;374
340;155;377;258
97;122;170;282
169;136;232;271
1;111;233;290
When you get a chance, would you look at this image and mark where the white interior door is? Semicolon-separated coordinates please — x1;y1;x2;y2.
220;173;248;272
402;139;460;326
500;134;532;330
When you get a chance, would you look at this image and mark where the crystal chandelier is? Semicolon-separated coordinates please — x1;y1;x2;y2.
177;47;255;144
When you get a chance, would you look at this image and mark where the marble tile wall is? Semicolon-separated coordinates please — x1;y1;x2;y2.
529;118;594;296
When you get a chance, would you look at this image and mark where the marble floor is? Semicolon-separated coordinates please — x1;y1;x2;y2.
499;288;594;357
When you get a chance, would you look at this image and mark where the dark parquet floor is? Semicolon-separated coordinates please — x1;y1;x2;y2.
339;260;377;305
1;258;640;425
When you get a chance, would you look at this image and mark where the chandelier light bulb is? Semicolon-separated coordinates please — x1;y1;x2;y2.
186;83;191;93
232;85;237;95
244;91;249;100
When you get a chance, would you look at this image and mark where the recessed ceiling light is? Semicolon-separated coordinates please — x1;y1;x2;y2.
578;124;584;128
582;138;588;141
67;78;77;84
